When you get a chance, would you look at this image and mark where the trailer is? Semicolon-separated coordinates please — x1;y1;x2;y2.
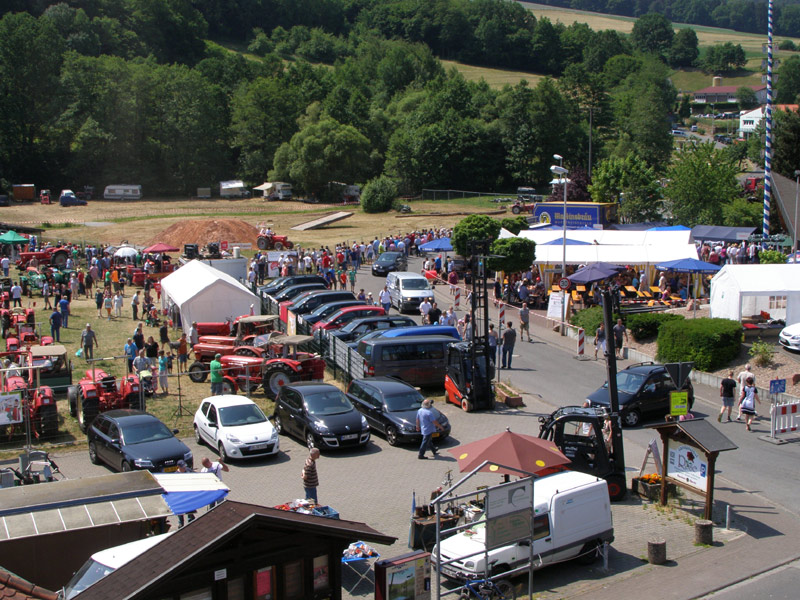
11;184;35;203
103;184;142;200
220;180;251;199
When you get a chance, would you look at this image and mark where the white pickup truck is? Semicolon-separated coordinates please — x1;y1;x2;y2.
433;471;614;580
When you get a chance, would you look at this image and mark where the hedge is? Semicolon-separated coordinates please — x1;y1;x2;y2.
570;306;621;336
627;312;685;341
656;318;742;371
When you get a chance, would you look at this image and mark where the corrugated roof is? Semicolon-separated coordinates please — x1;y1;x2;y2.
76;501;396;600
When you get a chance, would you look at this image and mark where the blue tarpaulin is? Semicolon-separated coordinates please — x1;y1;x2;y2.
541;238;591;245
419;237;453;252
153;473;229;515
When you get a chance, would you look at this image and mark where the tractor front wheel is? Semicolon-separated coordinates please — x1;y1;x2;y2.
35;405;58;438
78;393;99;433
264;365;294;398
188;361;207;383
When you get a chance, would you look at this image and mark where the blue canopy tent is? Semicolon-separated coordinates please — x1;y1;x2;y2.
541;238;591;245
567;262;625;284
419;237;453;252
655;258;721;317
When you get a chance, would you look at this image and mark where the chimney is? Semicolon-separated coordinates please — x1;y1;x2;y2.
712;76;723;87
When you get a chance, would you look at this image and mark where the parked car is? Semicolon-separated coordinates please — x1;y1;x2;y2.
386;271;433;313
312;305;386;332
779;322;800;351
87;410;193;472
273;382;370;450
59;189;87;206
371;251;407;276
259;275;327;297
346;377;451;446
671;129;687;137
287;290;356;316
329;316;417;343
586;362;694;427
272;282;328;303
193;395;280;460
301;300;365;327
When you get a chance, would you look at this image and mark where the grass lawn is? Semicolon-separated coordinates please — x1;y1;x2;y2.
441;59;545;89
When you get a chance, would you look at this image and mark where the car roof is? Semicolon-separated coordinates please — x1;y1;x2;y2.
622;362;666;375
325;305;379;319
201;395;255;408
361;334;457;345
351;377;417;394
389;271;428;280
101;409;158;424
284;382;341;394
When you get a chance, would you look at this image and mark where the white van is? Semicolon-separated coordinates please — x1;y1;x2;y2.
62;533;172;598
103;184;142;200
386;271;433;313
433;471;614;580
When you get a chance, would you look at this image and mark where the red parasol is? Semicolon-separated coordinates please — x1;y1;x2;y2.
143;243;179;253
447;428;570;477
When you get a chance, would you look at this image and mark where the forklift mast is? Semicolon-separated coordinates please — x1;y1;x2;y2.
467;239;495;409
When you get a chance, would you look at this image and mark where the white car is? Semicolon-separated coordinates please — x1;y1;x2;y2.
193;395;279;460
779;323;800;351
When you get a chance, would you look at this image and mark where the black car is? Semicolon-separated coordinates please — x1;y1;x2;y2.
586;362;694;427
301;300;365;326
371;251;407;276
259;275;327;297
288;290;356;316
273;382;370;450
87;410;193;472
272;282;328;303
346;377;451;446
329;316;417;343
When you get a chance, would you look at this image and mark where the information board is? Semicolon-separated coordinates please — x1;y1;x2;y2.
666;439;708;493
670;391;689;416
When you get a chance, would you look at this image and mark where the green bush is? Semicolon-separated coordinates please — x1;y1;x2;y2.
361;175;397;213
759;249;787;264
749;338;774;367
570;306;621;335
627;312;685;341
657;318;742;371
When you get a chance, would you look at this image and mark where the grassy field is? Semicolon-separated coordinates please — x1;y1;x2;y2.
441;59;545;89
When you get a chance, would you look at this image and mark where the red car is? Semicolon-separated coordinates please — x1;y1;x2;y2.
312;305;386;332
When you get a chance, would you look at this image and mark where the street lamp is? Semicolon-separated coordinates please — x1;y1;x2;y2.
794;169;800;256
551;164;569;336
553;154;563;167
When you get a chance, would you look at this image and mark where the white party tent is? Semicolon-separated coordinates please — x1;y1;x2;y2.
710;264;800;323
160;260;259;326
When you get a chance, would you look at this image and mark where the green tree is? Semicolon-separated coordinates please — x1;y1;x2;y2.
778;40;796;52
736;86;759;110
702;43;746;73
776;55;800;104
488;237;536;274
500;216;529;235
722;197;762;228
360;175;397;213
668;27;698;67
773;107;800;178
678;94;691;119
760;250;788;264
452;215;501;257
127;0;208;65
631;13;674;59
665;142;740;226
590;153;663;222
270;111;373;196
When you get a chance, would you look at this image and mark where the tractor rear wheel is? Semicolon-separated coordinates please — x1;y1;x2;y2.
35;405;58;438
264;365;294;398
51;251;68;269
511;205;521;214
256;237;268;250
78;393;99;433
68;385;79;417
188;361;207;383
126;393;142;411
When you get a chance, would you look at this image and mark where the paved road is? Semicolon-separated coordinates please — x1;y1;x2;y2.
698;559;800;600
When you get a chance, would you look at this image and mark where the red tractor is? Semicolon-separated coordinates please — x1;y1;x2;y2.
190;334;325;398
195;314;278;338
256;232;294;251
16;247;71;271
68;369;142;432
2;307;37;340
2;362;59;438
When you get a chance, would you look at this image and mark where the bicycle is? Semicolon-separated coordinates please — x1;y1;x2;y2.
458;577;516;600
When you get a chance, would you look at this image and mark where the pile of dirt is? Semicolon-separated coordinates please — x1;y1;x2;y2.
147;218;259;247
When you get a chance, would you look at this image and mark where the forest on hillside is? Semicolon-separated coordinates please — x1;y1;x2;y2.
1;0;799;207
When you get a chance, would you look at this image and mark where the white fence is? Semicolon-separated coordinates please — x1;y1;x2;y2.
771;399;800;438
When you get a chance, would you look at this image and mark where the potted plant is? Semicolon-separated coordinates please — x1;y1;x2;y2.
631;473;677;501
495;382;524;407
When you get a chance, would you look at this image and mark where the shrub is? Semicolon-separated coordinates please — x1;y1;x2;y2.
570;306;621;335
759;249;787;264
749;338;774;367
627;312;685;341
657;318;742;371
361;175;397;213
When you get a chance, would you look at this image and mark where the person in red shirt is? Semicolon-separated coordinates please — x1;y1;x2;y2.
321;253;331;270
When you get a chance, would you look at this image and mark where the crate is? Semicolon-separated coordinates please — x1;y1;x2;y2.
312;506;339;519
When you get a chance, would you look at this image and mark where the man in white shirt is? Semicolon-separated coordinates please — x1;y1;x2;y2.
419;298;432;322
1;256;9;277
201;456;229;509
10;282;22;307
379;286;392;313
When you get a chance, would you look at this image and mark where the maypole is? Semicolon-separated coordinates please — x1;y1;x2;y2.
763;0;774;237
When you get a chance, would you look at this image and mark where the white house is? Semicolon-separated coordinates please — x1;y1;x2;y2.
738;104;800;137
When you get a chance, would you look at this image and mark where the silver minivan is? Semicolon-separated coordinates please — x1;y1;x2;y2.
386;271;433;312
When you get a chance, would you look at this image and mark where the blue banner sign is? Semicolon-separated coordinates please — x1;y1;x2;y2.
533;202;614;228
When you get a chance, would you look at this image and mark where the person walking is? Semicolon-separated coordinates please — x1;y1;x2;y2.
124;338;137;373
379;285;391;314
10;282;22;308
103;291;113;319
210;353;223;395
519;302;531;342
488;323;499;365
718;370;737;422
159;321;170;351
158;350;169;395
49;309;62;342
416;399;445;459
94;288;103;318
736;364;755;421
594;323;606;360
501;321;516;369
301;448;321;502
133;323;145;351
613;318;628;359
177;333;189;373
113;291;123;318
200;456;229;509
738;376;760;431
176;460;196;527
42;280;52;309
188;321;199;347
131;291;140;321
1;256;8;278
59;295;70;328
80;323;98;361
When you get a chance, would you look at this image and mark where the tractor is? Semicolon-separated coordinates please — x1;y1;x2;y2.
68;369;142;432
193;315;279;355
195;314;278;338
2;307;36;339
2;366;59;439
190;334;325;398
538;405;627;501
256;232;294;251
27;345;71;394
16;246;71;271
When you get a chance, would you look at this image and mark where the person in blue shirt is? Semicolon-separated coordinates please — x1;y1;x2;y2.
49;310;62;342
58;296;70;328
415;399;445;460
124;338;138;373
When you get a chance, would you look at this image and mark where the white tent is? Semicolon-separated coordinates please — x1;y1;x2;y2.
517;228;693;247
710;264;800;324
528;243;699;266
160;260;259;327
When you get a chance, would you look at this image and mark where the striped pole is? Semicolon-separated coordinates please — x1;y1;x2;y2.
498;302;505;326
454;286;460;309
764;0;774;237
577;328;585;355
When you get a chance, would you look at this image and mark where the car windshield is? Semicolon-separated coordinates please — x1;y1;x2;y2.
121;420;174;444
604;371;647;394
401;279;430;290
218;403;267;426
377;253;398;264
305;390;354;416
384;390;424;411
311;303;348;318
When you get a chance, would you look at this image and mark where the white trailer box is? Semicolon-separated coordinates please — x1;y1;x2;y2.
220;180;250;198
103;185;142;200
197;187;212;198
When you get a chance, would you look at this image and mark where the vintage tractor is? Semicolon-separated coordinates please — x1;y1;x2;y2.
2;368;59;439
256;232;294;251
16;246;71;271
538;405;627;501
195;314;278;338
68;369;142;432
27;344;72;394
2;307;36;339
193;315;279;353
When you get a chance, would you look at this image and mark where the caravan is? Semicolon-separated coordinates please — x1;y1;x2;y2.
103;185;142;200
